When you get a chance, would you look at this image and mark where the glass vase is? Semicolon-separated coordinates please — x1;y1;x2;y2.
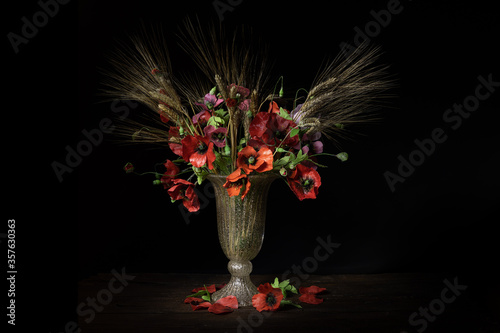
206;173;279;307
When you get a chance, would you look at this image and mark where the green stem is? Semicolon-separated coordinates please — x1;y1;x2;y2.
293;88;309;110
270;76;284;104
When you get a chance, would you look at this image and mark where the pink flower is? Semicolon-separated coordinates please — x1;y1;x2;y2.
204;125;227;148
196;93;224;111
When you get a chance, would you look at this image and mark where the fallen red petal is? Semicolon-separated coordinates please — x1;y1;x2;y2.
190;302;212;311
208;296;238;314
299;285;327;295
215;295;238;309
184;297;205;304
299;293;324;304
191;284;217;293
208;302;234;314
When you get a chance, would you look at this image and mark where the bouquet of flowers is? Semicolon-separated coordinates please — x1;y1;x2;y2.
106;22;393;212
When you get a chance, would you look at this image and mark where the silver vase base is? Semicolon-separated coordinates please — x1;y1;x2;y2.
211;275;258;307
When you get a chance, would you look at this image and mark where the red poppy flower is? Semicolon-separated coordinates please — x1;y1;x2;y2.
287;164;321;200
265;114;299;148
249;112;299;148
192;110;211;126
252;283;284;312
246;138;268;152
298;285;326;304
181;134;216;169
223;169;251;199
249;112;270;138
268;100;280;113
160;160;180;189
225;98;237;108
167;179;200;212
236;146;273;174
168;126;183;156
208;295;239;314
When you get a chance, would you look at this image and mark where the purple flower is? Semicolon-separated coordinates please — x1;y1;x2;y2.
228;84;250;98
238;99;250;111
204;125;228;148
291;103;304;122
196;93;224;111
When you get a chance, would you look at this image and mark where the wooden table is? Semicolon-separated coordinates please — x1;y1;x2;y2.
78;273;499;333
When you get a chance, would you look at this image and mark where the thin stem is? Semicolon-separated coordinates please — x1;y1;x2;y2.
293;88;309;110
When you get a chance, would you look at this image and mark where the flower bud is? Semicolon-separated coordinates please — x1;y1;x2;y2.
279;167;287;177
123;162;134;173
153;179;162;185
209;86;217;95
336;152;348;162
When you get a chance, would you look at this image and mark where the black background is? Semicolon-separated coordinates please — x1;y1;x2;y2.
5;0;500;331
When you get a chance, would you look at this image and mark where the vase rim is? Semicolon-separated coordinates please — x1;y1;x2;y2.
207;172;280;180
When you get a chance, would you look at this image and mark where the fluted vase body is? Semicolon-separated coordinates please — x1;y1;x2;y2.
207;173;278;307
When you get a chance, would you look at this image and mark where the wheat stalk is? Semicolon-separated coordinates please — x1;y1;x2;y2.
296;42;396;143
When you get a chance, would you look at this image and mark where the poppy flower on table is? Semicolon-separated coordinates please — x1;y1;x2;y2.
252;283;284;312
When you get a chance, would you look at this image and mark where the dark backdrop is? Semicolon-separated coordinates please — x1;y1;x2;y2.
5;0;499;331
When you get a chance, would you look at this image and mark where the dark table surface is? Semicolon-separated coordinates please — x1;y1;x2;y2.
77;272;500;333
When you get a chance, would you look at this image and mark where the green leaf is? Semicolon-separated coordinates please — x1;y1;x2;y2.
187;290;209;298
271;277;280;288
213;109;227;118
336;152;349;162
212;151;232;174
273;155;291;169
289;128;300;137
285;284;298;294
278;279;290;288
201;295;211;302
207;116;224;127
279;107;292;121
